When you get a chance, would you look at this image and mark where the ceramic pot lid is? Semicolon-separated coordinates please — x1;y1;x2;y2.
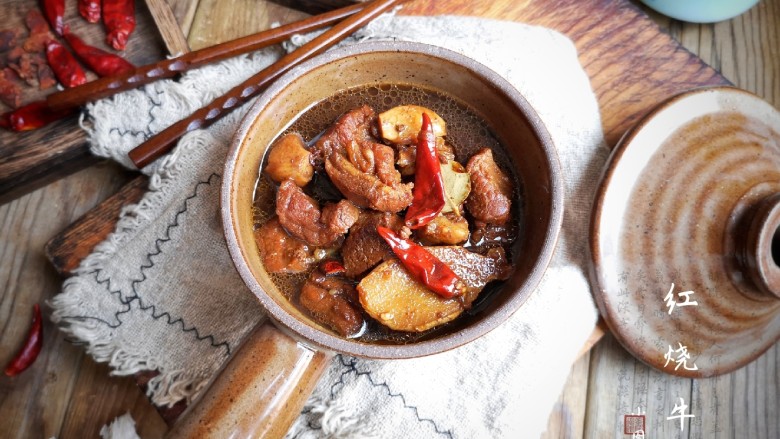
590;86;780;378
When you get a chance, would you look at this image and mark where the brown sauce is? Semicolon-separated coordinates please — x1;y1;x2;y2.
252;83;522;344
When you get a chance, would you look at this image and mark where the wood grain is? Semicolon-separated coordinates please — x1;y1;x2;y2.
0;0;169;203
641;0;780;106
128;0;398;169
44;174;148;276
269;0;361;14
58;357;169;439
3;0;778;438
165;0;201;37
145;0;192;55
564;2;780;438
38;2;744;434
0;162;152;439
398;0;730;147
188;0;309;50
46;2;366;112
542;351;591;439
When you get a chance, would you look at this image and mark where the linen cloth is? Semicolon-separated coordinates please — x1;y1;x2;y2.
50;14;609;438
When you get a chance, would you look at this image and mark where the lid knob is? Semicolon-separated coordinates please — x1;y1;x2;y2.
743;193;780;300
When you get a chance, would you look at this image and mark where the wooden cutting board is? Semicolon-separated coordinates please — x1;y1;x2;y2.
41;0;730;428
0;0;177;204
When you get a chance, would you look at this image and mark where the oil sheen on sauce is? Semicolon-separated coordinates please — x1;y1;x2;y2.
252;83;521;344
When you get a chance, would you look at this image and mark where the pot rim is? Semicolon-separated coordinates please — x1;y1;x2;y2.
222;41;564;359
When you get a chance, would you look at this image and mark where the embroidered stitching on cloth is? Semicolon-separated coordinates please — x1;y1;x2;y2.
50;14;609;438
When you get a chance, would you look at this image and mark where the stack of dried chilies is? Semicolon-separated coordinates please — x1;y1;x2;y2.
2;0;397;159
1;0;137;130
2;2;370;132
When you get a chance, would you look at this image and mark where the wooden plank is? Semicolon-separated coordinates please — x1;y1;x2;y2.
0;0;170;204
44;174;148;276
268;0;360;14
578;3;780;438
39;0;729;432
0;125;97;205
41;0;320;430
541;350;591;439
58;357;169;439
42;0;197;429
44;0;193;277
33;0;776;437
187;0;309;50
397;0;730;147
582;336;780;438
582;333;694;438
0;162;139;439
145;0;192;54
166;0;202;37
640;1;780;106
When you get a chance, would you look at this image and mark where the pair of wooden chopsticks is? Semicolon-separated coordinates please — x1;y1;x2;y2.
47;0;399;169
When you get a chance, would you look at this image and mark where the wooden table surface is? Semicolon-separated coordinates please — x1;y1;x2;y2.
1;0;778;438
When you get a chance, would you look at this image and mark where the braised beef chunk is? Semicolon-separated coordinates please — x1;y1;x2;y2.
314;106;413;213
276;179;360;247
299;266;364;337
254;217;317;274
258;102;521;340
465;148;513;225
311;105;375;167
468;221;516;253
342;211;405;278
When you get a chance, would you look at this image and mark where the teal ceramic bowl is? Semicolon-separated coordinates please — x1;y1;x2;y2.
639;0;760;23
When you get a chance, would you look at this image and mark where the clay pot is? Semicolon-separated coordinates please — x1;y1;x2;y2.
168;42;563;437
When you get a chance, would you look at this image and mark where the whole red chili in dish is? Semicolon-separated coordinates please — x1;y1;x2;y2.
0;100;76;131
376;226;465;299
4;304;43;377
63;27;134;76
78;0;101;23
103;0;136;51
41;0;65;35
46;40;87;88
404;112;447;229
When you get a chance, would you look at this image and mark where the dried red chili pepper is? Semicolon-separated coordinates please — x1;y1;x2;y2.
5;304;43;377
46;40;87;88
63;27;134;76
404;112;447;229
0;100;76;131
78;0;101;23
41;0;65;36
376;226;465;299
321;260;346;276
103;0;136;51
